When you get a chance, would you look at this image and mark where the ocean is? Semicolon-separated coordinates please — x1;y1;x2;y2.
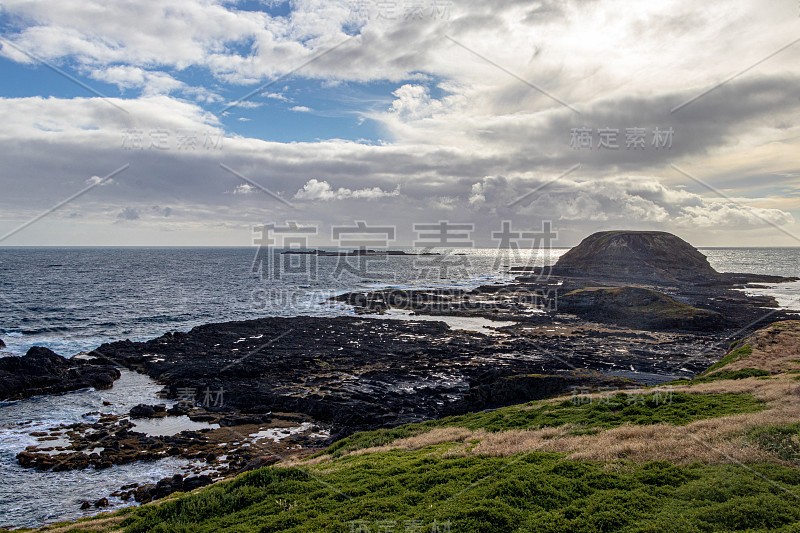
1;247;799;358
0;246;799;528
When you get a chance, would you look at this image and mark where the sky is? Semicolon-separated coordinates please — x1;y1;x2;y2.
0;0;799;247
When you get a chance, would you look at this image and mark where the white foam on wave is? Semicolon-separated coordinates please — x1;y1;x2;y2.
742;280;800;312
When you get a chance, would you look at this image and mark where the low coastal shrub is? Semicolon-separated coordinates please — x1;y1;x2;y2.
690;368;770;383
703;344;753;374
750;423;800;462
118;451;800;533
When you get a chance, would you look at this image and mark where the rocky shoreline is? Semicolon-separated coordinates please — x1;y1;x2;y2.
4;230;799;518
0;346;120;400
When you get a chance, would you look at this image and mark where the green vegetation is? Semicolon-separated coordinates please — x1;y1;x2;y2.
563;286;717;322
324;392;763;457
703;344;753;375
114;450;800;533
750;423;800;462
669;368;771;386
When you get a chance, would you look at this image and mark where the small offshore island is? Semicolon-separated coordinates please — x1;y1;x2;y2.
4;230;800;532
281;249;440;256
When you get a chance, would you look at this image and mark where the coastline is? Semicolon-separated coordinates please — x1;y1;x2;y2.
2;241;800;529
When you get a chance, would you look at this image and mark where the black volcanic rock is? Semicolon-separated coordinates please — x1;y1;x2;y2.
129;404;166;418
91;316;643;436
552;231;720;284
0;346;120;400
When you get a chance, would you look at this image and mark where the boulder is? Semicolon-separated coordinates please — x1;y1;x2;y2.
167;404;188;416
0;338;5;349
133;484;156;503
239;455;280;472
153;474;184;499
93;498;109;508
129;404;166;418
182;475;213;492
129;404;155;418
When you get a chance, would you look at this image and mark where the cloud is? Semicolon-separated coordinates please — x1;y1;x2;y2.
468;174;795;229
232;184;255;195
151;205;172;217
290;105;312;113
116;207;139;220
294;179;400;201
263;92;290;102
389;84;442;120
0;1;799;246
468;181;487;205
86;175;114;186
89;66;183;95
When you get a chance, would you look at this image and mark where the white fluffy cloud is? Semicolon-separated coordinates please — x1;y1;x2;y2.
294;179;400;201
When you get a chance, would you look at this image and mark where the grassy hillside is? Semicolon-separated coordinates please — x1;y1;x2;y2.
19;321;800;533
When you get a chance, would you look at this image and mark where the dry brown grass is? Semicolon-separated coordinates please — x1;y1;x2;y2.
723;320;800;374
461;373;800;465
341;375;800;466
34;515;125;532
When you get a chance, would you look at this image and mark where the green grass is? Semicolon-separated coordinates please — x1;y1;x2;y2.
703;344;753;375
323;392;764;457
115;450;800;533
669;368;771;386
750;423;800;462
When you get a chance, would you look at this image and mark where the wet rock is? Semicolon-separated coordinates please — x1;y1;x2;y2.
219;414;267;426
128;474;214;502
93;498;109;508
134;484;155;503
129;404;165;418
0;346;120;401
129;404;154;417
167;404;188;416
182;475;213;492
153;474;184;499
80;501;91;510
239;455;280;472
0;338;5;349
